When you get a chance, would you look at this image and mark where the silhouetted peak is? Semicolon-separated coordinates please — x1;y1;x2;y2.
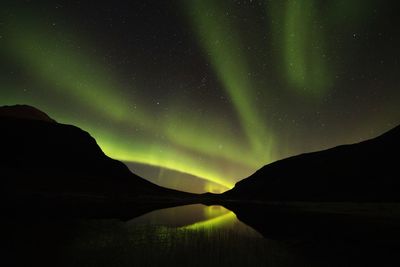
376;124;400;141
225;123;400;202
0;104;56;123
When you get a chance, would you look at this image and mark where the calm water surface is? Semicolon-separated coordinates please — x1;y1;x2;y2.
7;204;400;267
127;204;261;236
61;204;272;266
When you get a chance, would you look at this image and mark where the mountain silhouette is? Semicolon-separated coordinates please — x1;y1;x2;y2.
224;125;400;201
1;105;195;217
0;104;56;122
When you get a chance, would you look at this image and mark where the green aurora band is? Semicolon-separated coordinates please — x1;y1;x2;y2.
1;13;259;192
282;0;331;95
1;0;398;193
183;0;274;158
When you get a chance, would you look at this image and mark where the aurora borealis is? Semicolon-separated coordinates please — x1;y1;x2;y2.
1;1;399;193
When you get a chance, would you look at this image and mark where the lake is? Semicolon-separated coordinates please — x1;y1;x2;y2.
5;203;400;266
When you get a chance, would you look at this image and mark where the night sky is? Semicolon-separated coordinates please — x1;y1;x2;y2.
1;1;399;193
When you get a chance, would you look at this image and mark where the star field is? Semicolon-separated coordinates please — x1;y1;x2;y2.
1;0;399;193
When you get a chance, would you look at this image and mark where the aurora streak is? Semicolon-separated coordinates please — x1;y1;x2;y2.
1;1;399;193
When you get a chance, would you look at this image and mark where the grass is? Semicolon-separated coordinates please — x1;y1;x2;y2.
62;221;275;267
5;205;400;267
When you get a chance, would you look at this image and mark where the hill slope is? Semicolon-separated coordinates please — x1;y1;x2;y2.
224;125;400;201
0;105;194;216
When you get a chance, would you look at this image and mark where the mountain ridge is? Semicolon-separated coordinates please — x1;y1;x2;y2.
0;104;196;217
0;104;56;122
224;124;400;201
